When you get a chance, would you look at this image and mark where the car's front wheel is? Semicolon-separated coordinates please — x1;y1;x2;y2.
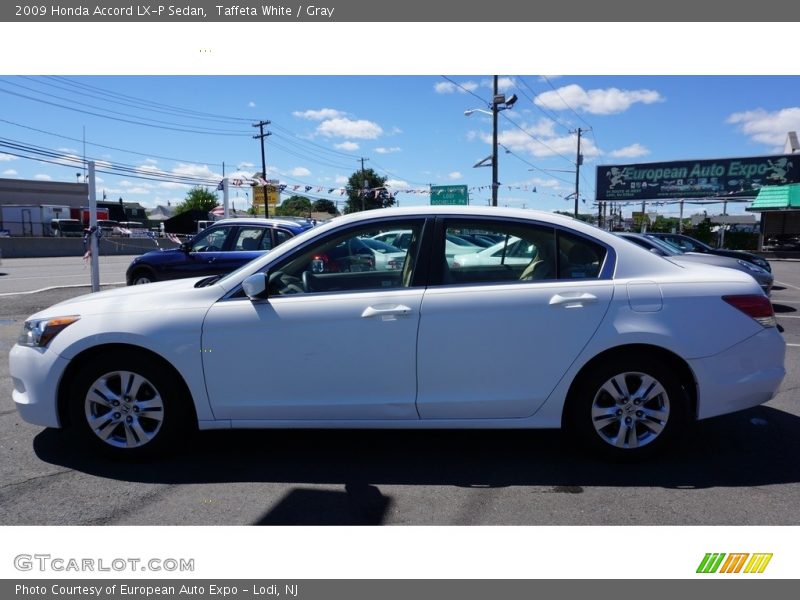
67;351;191;458
566;356;688;459
130;269;156;285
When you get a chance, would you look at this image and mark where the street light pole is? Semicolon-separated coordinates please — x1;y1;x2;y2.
573;127;583;218
491;75;499;207
464;77;517;208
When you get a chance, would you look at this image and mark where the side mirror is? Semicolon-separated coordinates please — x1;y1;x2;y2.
180;242;191;253
242;272;269;301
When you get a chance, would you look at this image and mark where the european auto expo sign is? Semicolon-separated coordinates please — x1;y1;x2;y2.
596;154;798;202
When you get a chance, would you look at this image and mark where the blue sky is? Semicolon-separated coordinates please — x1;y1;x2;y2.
1;75;799;217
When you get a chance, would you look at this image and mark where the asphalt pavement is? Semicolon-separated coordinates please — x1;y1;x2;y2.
0;258;798;525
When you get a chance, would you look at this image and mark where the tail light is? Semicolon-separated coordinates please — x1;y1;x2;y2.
722;295;777;328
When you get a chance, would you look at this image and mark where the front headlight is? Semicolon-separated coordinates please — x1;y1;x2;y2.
18;316;80;348
737;259;766;274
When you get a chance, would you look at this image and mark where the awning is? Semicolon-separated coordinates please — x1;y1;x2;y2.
747;184;800;211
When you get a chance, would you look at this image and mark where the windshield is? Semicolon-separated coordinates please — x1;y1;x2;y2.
644;235;685;255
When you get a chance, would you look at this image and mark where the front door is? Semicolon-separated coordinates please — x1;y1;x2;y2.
201;219;428;421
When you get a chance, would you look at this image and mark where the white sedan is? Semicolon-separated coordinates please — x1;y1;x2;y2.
10;206;786;460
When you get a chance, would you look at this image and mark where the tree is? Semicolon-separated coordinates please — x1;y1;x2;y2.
175;186;219;215
344;168;394;213
312;198;338;215
276;195;312;217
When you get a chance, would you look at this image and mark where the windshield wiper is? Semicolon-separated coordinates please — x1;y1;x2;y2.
195;275;222;288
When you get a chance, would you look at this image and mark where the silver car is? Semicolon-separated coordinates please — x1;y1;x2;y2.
617;233;774;295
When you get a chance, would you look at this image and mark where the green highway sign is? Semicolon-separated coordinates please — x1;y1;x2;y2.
430;185;469;205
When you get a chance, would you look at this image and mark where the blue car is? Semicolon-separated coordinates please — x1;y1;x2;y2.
126;218;314;285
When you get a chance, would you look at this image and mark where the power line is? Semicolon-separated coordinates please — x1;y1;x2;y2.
0;85;251;137
541;75;594;130
440;75;491;106
0;117;226;167
498;111;575;164
515;76;573;133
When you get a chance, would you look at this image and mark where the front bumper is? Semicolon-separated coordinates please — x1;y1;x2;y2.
9;344;70;428
689;327;786;420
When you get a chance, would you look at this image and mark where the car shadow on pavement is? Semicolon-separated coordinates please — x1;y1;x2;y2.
32;405;800;496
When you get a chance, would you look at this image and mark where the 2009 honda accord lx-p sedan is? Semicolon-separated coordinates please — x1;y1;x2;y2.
10;207;786;460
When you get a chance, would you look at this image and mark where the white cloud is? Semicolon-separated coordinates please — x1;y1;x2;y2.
535;84;664;115
335;141;360;151
434;80;479;94
34;174;52;181
609;143;650;158
248;101;256;108
487;123;601;160
317;118;383;139
386;179;409;190
290;167;311;177
448;171;462;180
375;147;401;154
727;107;800;148
0;153;17;162
335;175;349;185
158;181;192;190
482;77;516;92
144;158;158;165
293;108;346;121
3;169;18;175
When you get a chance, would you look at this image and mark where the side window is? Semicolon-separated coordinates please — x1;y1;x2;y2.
232;227;265;251
190;226;232;252
557;230;606;279
444;221;556;285
273;229;292;248
267;221;424;296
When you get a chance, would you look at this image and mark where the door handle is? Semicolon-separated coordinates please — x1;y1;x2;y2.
549;292;597;307
361;304;412;318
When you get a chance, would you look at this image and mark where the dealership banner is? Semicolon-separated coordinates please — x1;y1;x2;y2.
596;155;798;202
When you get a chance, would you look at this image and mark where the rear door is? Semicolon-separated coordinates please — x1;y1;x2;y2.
416;217;615;419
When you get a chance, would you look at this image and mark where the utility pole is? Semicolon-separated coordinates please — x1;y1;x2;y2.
359;157;369;211
491;75;499;207
253;120;271;218
572;127;584;218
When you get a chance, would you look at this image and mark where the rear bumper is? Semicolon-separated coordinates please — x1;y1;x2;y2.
689;327;786;420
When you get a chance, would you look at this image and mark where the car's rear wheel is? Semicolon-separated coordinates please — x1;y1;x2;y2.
67;351;190;458
566;357;688;459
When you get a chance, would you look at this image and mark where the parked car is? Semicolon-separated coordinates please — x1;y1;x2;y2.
97;220;120;235
115;221;150;238
125;218;313;285
372;229;482;257
617;232;774;295
451;236;536;268
310;237;406;273
647;232;771;272
49;218;84;237
11;206;785;461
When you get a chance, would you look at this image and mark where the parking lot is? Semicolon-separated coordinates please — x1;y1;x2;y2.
0;257;799;525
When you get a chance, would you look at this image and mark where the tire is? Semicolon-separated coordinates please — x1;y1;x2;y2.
566;356;688;460
67;350;192;458
131;269;156;285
